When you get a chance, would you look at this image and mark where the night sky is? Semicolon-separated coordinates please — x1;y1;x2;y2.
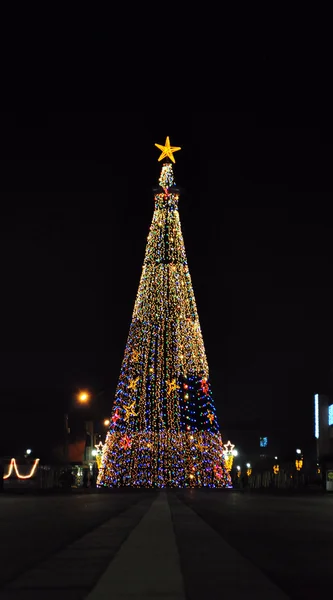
1;111;332;456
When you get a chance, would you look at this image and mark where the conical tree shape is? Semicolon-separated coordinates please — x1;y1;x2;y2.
97;140;232;488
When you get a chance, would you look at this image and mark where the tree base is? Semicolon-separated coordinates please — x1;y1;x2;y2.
97;430;232;488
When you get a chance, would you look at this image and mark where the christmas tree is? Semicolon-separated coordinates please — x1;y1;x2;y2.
97;137;232;488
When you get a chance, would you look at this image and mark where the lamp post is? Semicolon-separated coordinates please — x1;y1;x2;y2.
64;390;93;464
223;440;236;472
64;388;109;466
295;449;303;472
76;389;108;464
64;413;70;464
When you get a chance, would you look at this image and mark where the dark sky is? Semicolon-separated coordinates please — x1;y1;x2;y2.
1;111;332;455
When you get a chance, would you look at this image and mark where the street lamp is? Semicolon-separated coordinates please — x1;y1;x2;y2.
76;389;108;464
77;390;91;404
63;388;107;465
63;390;92;464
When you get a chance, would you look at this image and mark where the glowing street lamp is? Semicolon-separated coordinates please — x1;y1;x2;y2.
77;390;90;404
103;419;110;426
71;388;105;464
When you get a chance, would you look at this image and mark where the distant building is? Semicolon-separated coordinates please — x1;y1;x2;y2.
221;426;282;467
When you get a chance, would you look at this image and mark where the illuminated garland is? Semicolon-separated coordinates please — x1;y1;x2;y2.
97;139;232;488
3;458;40;480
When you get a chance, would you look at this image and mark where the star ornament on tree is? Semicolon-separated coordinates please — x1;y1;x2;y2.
131;349;139;363
200;377;209;395
214;465;223;480
196;440;207;453
112;409;121;425
124;401;138;421
207;412;215;424
166;378;180;395
128;376;140;391
120;434;132;450
155;136;181;164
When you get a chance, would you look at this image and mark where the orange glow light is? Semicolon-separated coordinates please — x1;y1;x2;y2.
77;390;90;403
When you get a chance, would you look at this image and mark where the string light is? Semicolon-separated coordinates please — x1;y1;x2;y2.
97;140;232;489
3;458;40;480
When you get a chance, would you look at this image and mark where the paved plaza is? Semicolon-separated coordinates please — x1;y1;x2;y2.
0;489;332;599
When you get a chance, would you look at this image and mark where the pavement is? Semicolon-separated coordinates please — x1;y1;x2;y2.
0;488;332;599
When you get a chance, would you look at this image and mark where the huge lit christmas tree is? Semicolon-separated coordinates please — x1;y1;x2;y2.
97;137;232;488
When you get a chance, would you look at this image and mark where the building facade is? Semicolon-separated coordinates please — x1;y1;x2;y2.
314;393;333;490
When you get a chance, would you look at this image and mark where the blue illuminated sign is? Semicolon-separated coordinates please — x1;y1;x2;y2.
314;394;319;438
328;404;333;426
260;436;268;448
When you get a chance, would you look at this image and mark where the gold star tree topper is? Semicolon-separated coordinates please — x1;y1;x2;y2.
155;136;181;164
